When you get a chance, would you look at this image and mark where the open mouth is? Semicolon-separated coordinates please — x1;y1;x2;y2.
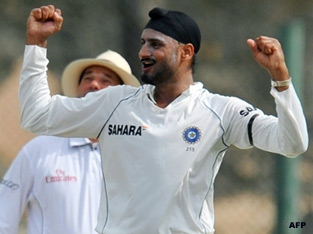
141;59;155;69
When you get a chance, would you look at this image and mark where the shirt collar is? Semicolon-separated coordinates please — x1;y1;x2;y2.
69;138;93;147
181;82;203;96
145;82;203;103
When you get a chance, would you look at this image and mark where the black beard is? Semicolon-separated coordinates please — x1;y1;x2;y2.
141;61;174;86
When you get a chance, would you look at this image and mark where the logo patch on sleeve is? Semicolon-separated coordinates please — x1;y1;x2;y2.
182;126;201;144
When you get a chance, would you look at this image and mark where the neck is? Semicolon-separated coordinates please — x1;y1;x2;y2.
154;73;193;108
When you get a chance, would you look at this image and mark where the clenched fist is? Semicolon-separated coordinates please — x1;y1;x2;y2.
247;36;290;91
26;5;63;48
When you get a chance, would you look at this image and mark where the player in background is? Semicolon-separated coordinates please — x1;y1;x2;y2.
0;50;140;234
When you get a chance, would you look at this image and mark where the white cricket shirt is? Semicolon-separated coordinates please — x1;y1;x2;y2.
19;45;308;234
0;136;102;234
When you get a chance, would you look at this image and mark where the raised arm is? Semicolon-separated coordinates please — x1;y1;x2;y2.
244;36;308;156
20;5;107;138
26;5;63;47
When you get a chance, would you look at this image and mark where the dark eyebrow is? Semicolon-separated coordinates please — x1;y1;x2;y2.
141;36;164;43
83;70;93;75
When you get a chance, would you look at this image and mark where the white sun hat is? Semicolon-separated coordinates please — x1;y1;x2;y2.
61;50;141;97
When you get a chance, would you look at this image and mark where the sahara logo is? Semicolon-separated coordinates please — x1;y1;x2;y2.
108;124;148;136
182;126;201;144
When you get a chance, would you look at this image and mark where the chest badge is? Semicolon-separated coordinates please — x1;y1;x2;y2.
182;126;201;144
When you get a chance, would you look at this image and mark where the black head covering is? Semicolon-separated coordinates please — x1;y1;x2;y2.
144;7;201;54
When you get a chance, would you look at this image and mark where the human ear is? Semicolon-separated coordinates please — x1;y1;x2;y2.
181;43;194;61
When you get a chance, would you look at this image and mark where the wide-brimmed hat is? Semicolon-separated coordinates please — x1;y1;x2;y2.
61;50;140;97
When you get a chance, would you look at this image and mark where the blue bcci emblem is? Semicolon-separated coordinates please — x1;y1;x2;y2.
183;126;201;144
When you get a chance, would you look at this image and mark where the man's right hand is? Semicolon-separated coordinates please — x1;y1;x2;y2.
26;5;63;48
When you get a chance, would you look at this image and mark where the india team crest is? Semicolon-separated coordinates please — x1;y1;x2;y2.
182;126;201;144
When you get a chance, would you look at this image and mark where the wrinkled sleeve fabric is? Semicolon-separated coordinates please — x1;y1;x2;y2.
19;45;113;138
252;85;308;157
0;149;34;234
222;84;308;157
